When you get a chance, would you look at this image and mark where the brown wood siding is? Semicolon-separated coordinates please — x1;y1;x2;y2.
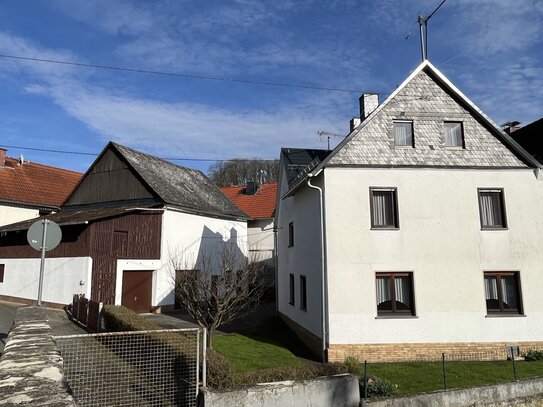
0;224;91;258
64;148;156;206
89;212;162;304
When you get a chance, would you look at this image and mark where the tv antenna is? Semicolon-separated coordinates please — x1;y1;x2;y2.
317;130;343;150
415;0;448;61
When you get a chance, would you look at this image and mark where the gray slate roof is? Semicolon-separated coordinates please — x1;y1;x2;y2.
112;143;247;219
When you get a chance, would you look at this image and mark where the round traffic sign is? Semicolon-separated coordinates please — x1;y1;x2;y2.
27;220;62;251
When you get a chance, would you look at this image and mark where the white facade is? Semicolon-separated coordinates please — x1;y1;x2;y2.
248;218;274;263
0;205;39;227
0;257;92;305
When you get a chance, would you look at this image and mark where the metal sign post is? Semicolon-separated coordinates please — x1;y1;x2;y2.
27;219;62;306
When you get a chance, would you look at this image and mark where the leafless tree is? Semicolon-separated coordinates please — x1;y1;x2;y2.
169;241;272;348
208;159;279;187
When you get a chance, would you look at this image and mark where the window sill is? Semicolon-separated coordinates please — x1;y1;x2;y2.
480;227;509;231
485;314;526;318
300;308;307;312
394;145;414;149
371;227;400;231
444;146;465;150
375;315;418;319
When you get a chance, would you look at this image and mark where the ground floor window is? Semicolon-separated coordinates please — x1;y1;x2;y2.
299;275;307;311
376;272;414;316
289;273;295;306
484;272;522;314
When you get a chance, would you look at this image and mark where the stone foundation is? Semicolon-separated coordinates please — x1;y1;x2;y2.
0;294;66;309
328;341;543;363
279;312;324;360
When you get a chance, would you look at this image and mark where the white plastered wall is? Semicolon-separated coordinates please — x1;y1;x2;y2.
0;205;39;226
277;175;324;338
0;257;92;305
248;218;274;262
149;208;248;308
324;167;543;345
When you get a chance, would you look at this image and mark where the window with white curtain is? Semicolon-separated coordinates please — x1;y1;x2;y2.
376;272;414;315
370;188;399;229
444;121;464;147
484;272;522;314
393;120;413;147
478;189;507;229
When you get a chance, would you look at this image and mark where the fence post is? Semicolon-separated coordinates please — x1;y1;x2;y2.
202;328;207;388
364;360;368;400
442;353;447;390
511;346;517;381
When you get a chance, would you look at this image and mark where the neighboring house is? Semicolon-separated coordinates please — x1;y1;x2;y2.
0;142;248;312
0;148;81;226
509;118;543;164
220;182;277;265
276;60;543;363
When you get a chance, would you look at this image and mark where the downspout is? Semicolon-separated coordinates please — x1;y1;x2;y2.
306;170;327;362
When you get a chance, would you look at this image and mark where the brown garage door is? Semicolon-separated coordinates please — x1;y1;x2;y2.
122;270;153;313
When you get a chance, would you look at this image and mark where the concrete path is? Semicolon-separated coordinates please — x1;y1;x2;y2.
0;300;22;353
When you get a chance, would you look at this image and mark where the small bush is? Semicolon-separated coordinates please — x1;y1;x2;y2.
361;375;396;398
343;356;363;376
523;349;543;361
102;305;158;332
207;349;234;389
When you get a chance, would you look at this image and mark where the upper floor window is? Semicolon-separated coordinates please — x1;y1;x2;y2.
484;272;522;315
376;272;415;316
478;188;507;229
370;188;399;229
288;222;294;247
444;122;464;148
393;120;413;147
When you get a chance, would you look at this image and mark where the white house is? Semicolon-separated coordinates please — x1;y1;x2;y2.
0;142;248;311
0;148;81;226
276;60;543;362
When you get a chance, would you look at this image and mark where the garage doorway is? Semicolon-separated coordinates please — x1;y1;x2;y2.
121;270;153;313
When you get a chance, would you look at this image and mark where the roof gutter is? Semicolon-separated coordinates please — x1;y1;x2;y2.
306;168;328;362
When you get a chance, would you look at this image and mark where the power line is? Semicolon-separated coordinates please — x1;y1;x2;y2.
0;53;388;94
0;144;280;163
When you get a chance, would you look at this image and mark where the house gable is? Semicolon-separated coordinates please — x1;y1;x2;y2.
327;64;531;168
64;146;158;207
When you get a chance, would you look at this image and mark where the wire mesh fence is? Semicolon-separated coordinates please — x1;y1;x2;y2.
54;328;201;407
361;345;543;399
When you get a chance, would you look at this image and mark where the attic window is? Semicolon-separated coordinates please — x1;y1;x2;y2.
444;122;464;148
393;121;413;147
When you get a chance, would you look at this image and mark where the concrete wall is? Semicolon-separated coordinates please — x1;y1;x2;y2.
201;374;359;407
363;377;543;407
276;173;324;340
0;306;76;406
324;167;543;346
0;204;39;227
0;257;92;306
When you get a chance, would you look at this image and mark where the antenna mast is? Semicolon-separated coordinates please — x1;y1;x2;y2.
417;0;447;61
317;130;342;151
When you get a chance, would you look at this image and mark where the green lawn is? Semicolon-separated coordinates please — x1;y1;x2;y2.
213;333;301;373
367;360;543;396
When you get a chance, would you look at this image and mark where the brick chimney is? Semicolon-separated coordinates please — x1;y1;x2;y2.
0;149;6;168
359;93;379;120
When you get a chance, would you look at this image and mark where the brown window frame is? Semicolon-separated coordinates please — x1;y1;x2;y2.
370;187;399;229
484;271;523;315
299;275;307;311
393;120;414;148
376;272;415;316
289;273;295;306
478;188;508;230
288;222;294;247
443;121;465;148
0;264;4;283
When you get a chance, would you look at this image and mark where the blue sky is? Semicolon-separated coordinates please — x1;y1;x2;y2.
0;0;542;174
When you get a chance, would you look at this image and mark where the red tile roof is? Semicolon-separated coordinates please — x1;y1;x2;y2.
0;156;82;208
220;182;277;219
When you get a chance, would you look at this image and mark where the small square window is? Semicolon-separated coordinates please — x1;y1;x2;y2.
393;121;413;147
299;275;307;311
478;189;507;229
370;188;399;229
484;272;522;314
0;264;4;282
288;222;294;247
444;122;464;148
289;274;295;306
376;272;415;316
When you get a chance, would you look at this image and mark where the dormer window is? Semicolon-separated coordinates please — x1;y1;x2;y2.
393;121;414;147
444;121;464;148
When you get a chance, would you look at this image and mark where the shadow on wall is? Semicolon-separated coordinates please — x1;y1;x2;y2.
194;226;246;276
